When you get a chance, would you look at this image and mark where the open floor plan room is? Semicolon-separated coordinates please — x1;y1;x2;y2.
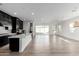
0;3;79;56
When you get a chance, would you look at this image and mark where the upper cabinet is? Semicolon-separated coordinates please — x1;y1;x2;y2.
0;10;12;25
0;10;23;34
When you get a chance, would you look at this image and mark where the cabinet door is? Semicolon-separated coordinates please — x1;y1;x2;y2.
9;38;19;52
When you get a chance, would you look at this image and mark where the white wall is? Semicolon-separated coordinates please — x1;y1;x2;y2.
56;16;79;41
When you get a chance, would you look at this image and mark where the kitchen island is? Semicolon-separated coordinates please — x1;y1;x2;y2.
8;33;32;52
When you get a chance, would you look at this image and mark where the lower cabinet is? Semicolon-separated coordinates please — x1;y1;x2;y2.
0;36;9;47
9;38;19;52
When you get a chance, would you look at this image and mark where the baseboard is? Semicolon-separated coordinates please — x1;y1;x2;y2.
55;33;79;42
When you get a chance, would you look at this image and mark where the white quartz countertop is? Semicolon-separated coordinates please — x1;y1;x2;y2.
8;33;31;39
0;33;16;37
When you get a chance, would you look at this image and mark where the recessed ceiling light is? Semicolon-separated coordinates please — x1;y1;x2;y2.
32;12;35;15
14;12;17;15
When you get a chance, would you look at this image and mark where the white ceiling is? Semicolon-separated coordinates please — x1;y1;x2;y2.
0;3;79;24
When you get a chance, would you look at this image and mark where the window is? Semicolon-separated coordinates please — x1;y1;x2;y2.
35;25;49;34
